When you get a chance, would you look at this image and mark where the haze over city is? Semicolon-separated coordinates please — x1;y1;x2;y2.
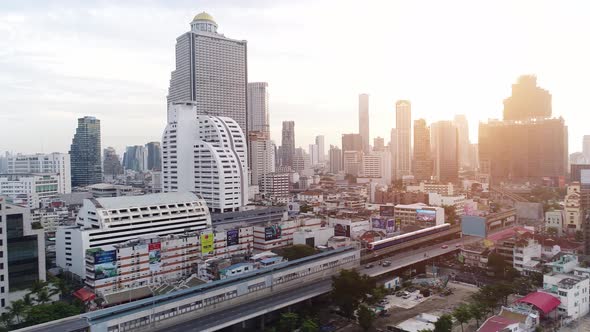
2;0;590;153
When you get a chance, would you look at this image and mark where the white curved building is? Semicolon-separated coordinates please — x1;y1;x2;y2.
163;102;248;213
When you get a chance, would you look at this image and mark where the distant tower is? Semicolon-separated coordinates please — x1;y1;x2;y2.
247;82;269;134
583;135;590;163
395;100;411;179
103;147;123;179
281;121;295;168
413;119;432;181
315;135;325;163
432;121;458;183
359;94;370;153
69;116;102;187
146;141;162;171
373;137;385;151
453;114;470;169
503;75;552;121
329;145;343;174
167;12;248;133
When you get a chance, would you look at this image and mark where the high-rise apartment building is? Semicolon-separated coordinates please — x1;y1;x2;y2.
248;131;275;187
247;82;269;134
454;114;470;169
413;119;432;181
503;75;552;121
342;133;363;153
315;135;325;163
343;151;362;176
103;147;123;179
69;116;102;187
146;141;162;171
0;197;46;313
359;94;370;153
432;121;459;183
162;102;248;213
122;145;147;172
309;144;320;166
292;148;311;174
167;13;248;133
329;145;343;174
583;135;590;164
390;128;397;180
360;151;392;184
281;121;295;168
479;118;568;184
7;153;71;193
395;100;412;179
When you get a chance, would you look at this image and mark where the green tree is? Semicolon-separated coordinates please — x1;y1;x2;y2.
35;288;52;304
300;318;319;332
434;314;453;332
28;279;48;296
493;282;514;306
277;312;299;332
452;304;472;332
545;227;558;237
357;305;375;332
487;252;507;277
0;313;11;330
331;270;374;317
6;299;27;324
442;205;458;225
469;303;486;328
22;293;34;307
280;245;316;261
25;302;82;325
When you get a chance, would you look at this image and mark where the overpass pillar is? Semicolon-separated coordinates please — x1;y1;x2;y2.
260;314;266;330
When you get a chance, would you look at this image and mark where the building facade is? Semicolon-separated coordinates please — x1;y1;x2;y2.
503;75;552;121
395;100;412;180
453;114;471;169
103;147;123;180
329;145;343;174
6;153;71;194
123;145;147;172
342;133;363;153
413;119;432;181
315;135;325;163
248;131;275;187
247;82;269;134
281;121;295;168
431;121;459;183
162;103;249;213
167;12;248;133
359;94;370;154
0;174;61;208
69;116;102;187
55;192;211;279
146;142;162;171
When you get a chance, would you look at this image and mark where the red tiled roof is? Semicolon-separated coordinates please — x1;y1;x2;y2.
487;226;533;242
73;288;96;302
515;292;561;315
478;316;518;332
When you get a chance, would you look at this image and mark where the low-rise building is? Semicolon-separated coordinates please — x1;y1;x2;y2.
513;238;541;274
406;182;455;196
86;183;137;198
460;241;490;269
428;193;466;217
394;203;444;228
544;210;564;236
0;173;61;208
253;220;298;251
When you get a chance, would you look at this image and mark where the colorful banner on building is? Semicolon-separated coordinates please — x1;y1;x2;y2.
371;217;387;230
386;219;395;233
264;225;282;241
92;250;117;280
148;242;161;272
416;209;437;222
226;229;239;246
201;233;214;254
380;205;395;217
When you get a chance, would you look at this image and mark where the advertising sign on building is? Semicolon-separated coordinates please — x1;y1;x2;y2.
334;223;351;237
416;209;437;222
386;219;395;233
201;233;214;254
227;229;239;246
264;225;282;241
371;217;386;230
380;205;395;217
92;250;117;280
148;242;161;272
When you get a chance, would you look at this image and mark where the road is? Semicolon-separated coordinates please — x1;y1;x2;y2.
159;280;332;332
362;236;481;277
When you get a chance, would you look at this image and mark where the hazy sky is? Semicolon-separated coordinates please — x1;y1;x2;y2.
1;0;589;155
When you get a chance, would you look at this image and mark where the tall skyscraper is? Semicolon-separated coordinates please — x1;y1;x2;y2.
167;12;248;133
395;100;412;179
413;119;433;181
247;82;269;134
248;131;275;187
329;145;343;174
281;121;295;168
503;75;552;121
146;141;162;171
315;135;325;163
162;103;248;213
123;145;147;172
390;128;397;180
432;121;459;183
103;147;123;179
309;144;320;166
292;148;311;174
453;114;470;169
342;133;363;152
359;94;370;153
583;135;590;163
7;153;71;194
69;116;101;187
479;76;567;184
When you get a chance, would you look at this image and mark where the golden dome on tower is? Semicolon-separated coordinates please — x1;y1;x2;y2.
193;12;215;23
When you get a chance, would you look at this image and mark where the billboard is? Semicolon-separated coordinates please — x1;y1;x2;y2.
386;219;395;233
148;242;161;272
334;224;351;237
93;250;117;280
226;229;239;246
371;217;386;230
416;209;437;222
264;225;282;241
201;233;214;255
380;205;395;217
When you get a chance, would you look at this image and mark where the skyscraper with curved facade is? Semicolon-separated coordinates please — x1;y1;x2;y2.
167;12;248;134
69;116;101;187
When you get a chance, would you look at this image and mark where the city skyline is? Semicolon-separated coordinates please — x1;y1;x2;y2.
2;0;590;154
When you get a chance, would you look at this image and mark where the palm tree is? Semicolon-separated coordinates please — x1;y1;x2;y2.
28;279;48;296
22;293;34;307
452;304;472;332
35;288;52;304
6;299;27;324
